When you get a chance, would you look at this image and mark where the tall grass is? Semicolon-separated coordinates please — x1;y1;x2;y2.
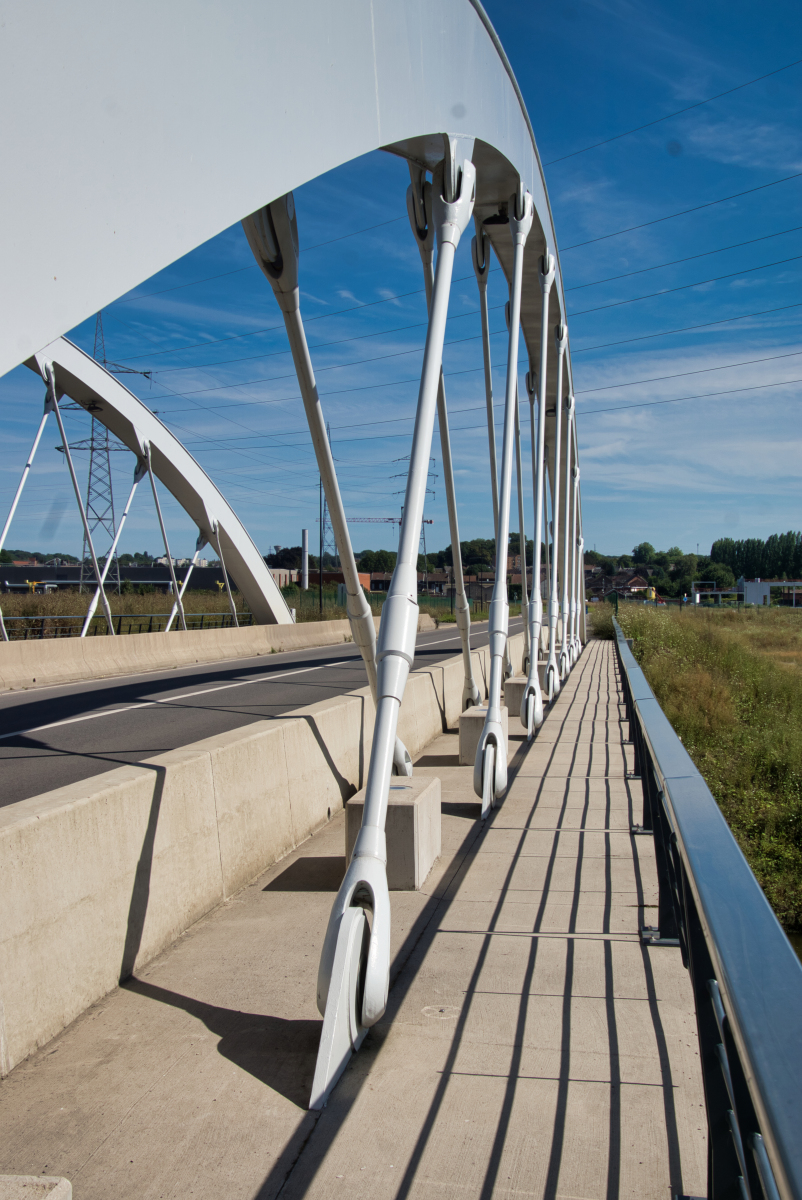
587;602;616;640
618;604;802;930
0;588;251;619
0;586;507;633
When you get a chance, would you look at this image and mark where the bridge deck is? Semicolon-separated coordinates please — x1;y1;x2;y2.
0;641;706;1199
285;639;706;1199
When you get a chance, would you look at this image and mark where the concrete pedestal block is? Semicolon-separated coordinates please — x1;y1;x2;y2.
503;676;541;724
505;675;550;726
458;705;508;765
0;1180;72;1199
345;775;441;890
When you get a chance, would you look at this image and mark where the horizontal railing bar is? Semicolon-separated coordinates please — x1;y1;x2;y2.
1;612;251;619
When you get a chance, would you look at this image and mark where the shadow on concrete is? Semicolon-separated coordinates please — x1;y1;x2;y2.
122;977;320;1109
283;711;357;804
417;666;448;732
264;856;346;892
416;753;459;767
440;800;482;820
120;764;167;982
257;647;602;1200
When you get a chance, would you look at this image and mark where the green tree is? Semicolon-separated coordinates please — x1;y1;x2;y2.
266;546;303;569
632;541;656;564
507;533;534;560
358;549;397;573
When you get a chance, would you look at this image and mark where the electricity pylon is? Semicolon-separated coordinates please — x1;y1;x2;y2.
58;313;151;591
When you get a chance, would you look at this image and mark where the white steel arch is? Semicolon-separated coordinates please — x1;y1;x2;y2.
0;0;588;1106
0;0;572;396
26;338;293;625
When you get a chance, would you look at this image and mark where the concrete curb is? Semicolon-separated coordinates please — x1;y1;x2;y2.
0;630;522;1076
0;613;437;694
0;1179;72;1198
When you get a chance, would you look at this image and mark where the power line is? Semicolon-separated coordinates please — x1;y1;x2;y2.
175;369;802;455
151;315;432;373
169;361;802;454
569;253;802;318
561;170;802;251
150;300;802;425
572;300;802;354
139;245;802;404
121;280;431;361
146;260;802;410
566;225;802;290
544;56;802;166
113;189;801;368
146;225;802;377
580;375;802;418
575;348;802;394
140;322;502;404
112;218;407;307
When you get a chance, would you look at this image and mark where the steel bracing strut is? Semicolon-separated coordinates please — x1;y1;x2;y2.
473;184;534;815
407;163;480;710
570;461;582;664
145;443;187;631
81;456;147;636
473;231;512;681
472;222;499;537
521;252;555;737
544;324;568;702
166;531;208;634
0;388;56;640
243;195;412;776
509;319;530;676
558;392;576;680
308;142;476;1108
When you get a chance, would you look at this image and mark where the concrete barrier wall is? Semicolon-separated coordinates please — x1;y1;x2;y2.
0;631;523;1076
0;614;437;694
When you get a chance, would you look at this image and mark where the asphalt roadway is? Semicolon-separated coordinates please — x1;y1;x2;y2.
0;618;524;807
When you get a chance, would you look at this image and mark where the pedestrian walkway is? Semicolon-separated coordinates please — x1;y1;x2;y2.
0;641;705;1199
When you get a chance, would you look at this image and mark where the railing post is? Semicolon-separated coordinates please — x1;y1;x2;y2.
640;782;681;947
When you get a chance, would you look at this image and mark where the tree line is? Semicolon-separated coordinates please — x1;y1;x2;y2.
710;532;802;581
268;530;802;595
585;542;735;598
267;535;541;577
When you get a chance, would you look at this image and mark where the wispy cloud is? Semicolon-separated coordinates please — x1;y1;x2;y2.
682;116;802;172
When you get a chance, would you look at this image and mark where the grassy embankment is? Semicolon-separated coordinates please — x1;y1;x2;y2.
589;603;802;932
0;588;506;633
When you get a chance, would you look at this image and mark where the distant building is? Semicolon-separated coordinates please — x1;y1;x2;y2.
739;578;801;606
305;569;369;590
270;567;300;587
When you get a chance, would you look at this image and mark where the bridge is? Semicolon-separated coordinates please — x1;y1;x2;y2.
0;3;800;1199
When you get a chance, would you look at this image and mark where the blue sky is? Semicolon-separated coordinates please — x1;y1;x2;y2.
1;0;800;561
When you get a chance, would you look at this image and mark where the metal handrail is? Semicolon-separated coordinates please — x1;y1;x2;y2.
612;616;802;1200
0;612;254;639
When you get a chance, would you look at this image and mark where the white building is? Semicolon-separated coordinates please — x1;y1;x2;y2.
741;578;802;606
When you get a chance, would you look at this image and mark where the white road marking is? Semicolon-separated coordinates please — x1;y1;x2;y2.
0;661;335;742
0;620;522;744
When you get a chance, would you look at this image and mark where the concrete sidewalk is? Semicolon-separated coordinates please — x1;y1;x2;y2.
0;641;706;1199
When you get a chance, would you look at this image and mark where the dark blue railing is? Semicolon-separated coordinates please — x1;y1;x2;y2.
613;617;802;1200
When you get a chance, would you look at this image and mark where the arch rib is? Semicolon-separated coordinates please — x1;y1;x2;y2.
25;339;293;626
